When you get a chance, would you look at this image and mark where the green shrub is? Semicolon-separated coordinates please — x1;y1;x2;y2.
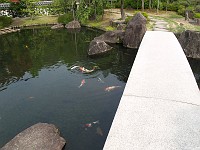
194;13;200;18
76;6;92;23
125;16;132;23
114;1;121;8
58;13;73;24
186;6;195;11
134;11;149;21
167;3;178;11
0;16;12;28
177;5;185;16
125;11;149;24
195;5;200;13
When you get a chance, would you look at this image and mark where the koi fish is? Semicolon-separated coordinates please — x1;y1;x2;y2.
79;66;98;73
105;86;121;92
83;120;100;129
29;96;34;99
96;127;103;136
71;65;80;70
93;120;100;124
84;123;92;128
97;77;104;83
78;79;85;88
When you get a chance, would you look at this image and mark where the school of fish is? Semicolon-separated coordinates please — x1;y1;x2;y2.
71;64;122;136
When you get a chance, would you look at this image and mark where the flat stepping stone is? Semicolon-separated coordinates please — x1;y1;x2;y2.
155;22;168;25
154;25;167;29
153;28;169;32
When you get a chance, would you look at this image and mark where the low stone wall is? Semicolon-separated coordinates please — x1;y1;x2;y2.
0;23;57;35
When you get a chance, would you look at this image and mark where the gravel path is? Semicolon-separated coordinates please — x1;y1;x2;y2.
151;18;169;32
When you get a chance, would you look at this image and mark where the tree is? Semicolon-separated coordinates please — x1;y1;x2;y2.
23;0;39;20
142;0;144;11
149;0;152;10
0;0;9;2
120;0;125;20
157;0;159;13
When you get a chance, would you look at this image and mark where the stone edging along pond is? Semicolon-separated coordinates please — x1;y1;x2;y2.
0;23;58;35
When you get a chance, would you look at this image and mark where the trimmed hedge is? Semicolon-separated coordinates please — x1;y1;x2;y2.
0;16;12;28
58;13;73;24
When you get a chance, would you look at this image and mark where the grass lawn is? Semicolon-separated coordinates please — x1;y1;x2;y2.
12;15;58;26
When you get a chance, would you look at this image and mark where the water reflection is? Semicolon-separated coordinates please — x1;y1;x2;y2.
188;58;200;88
0;27;137;149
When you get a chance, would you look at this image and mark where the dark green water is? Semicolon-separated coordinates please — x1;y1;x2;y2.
188;58;200;89
0;27;137;149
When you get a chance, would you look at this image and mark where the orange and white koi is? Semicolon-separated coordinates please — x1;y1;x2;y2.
83;120;100;129
105;86;121;92
79;66;98;73
78;79;86;88
84;123;92;128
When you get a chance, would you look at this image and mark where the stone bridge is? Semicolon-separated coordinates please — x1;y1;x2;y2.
104;31;200;150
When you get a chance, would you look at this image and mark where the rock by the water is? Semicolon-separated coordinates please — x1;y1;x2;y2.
65;20;81;29
117;24;126;30
88;40;113;56
51;24;64;29
1;123;66;150
178;30;200;58
123;12;147;49
94;30;125;44
195;18;200;26
110;19;125;27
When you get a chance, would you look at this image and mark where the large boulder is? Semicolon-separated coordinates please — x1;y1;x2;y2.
178;30;200;58
51;24;64;29
65;20;81;29
1;123;66;150
123;12;147;49
88;40;113;56
94;30;125;44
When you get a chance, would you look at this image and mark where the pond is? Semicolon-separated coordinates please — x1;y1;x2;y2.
0;27;137;149
188;58;200;89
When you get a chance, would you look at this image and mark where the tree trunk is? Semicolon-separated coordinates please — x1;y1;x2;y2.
94;1;97;20
142;0;144;12
157;0;159;14
72;1;75;20
149;0;151;10
166;0;168;12
120;0;125;20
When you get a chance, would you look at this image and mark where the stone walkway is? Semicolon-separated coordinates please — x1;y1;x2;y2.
150;17;169;32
